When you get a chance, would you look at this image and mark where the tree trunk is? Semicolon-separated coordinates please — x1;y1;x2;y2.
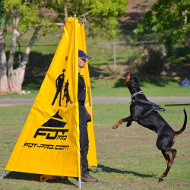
64;3;68;22
0;16;10;94
0;31;9;94
7;26;41;93
7;67;30;93
7;28;21;93
0;25;41;94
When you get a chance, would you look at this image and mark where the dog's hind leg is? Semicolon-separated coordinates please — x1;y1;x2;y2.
161;148;177;178
166;148;177;167
161;150;170;165
112;116;133;129
161;150;170;178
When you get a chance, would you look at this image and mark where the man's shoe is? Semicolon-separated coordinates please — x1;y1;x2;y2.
81;173;98;182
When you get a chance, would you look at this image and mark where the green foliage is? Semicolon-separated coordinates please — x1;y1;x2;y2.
19;5;40;31
2;0;21;11
2;0;128;41
1;0;59;34
135;0;190;45
51;0;128;38
86;0;127;38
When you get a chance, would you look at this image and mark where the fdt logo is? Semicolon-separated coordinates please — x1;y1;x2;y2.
34;111;69;140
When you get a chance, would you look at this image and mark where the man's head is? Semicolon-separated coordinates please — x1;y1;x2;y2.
78;50;91;72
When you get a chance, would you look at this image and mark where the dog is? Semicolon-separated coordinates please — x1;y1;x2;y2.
112;71;187;179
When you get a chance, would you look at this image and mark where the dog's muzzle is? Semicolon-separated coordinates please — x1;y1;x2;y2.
123;72;131;86
126;72;131;82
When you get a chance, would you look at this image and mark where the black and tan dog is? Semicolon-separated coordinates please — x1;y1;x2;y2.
112;71;187;179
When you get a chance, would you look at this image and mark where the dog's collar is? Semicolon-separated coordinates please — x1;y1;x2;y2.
131;91;144;98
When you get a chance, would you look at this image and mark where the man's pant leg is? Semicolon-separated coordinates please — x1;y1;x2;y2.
79;109;89;175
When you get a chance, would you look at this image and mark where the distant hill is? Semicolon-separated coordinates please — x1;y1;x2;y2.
120;0;155;24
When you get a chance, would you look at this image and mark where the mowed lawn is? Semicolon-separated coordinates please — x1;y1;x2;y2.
0;104;190;190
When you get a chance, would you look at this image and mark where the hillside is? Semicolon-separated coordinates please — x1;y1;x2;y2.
121;0;154;24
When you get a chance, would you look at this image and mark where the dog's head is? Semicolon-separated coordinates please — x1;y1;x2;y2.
123;71;140;88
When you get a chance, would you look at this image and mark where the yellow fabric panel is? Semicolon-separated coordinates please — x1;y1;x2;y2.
5;18;81;177
78;23;98;167
5;17;97;177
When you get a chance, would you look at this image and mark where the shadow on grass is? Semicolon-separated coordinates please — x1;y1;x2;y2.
97;164;156;178
89;65;105;78
22;78;44;90
4;171;77;187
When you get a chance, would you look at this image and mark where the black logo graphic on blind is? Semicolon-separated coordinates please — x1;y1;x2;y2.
52;69;65;106
52;69;72;107
62;80;73;106
34;111;68;140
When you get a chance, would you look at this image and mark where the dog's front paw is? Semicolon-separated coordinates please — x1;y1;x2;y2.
112;120;123;129
112;124;119;129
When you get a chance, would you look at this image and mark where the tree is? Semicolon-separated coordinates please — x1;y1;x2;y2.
0;0;128;94
40;0;127;38
134;0;190;46
0;0;57;94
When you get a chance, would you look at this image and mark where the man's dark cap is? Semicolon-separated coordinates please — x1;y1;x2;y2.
78;50;91;59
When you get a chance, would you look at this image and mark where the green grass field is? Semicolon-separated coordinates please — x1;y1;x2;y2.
0;104;190;190
1;74;190;99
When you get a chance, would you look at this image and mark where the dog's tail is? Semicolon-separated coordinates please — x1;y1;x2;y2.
174;109;187;139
